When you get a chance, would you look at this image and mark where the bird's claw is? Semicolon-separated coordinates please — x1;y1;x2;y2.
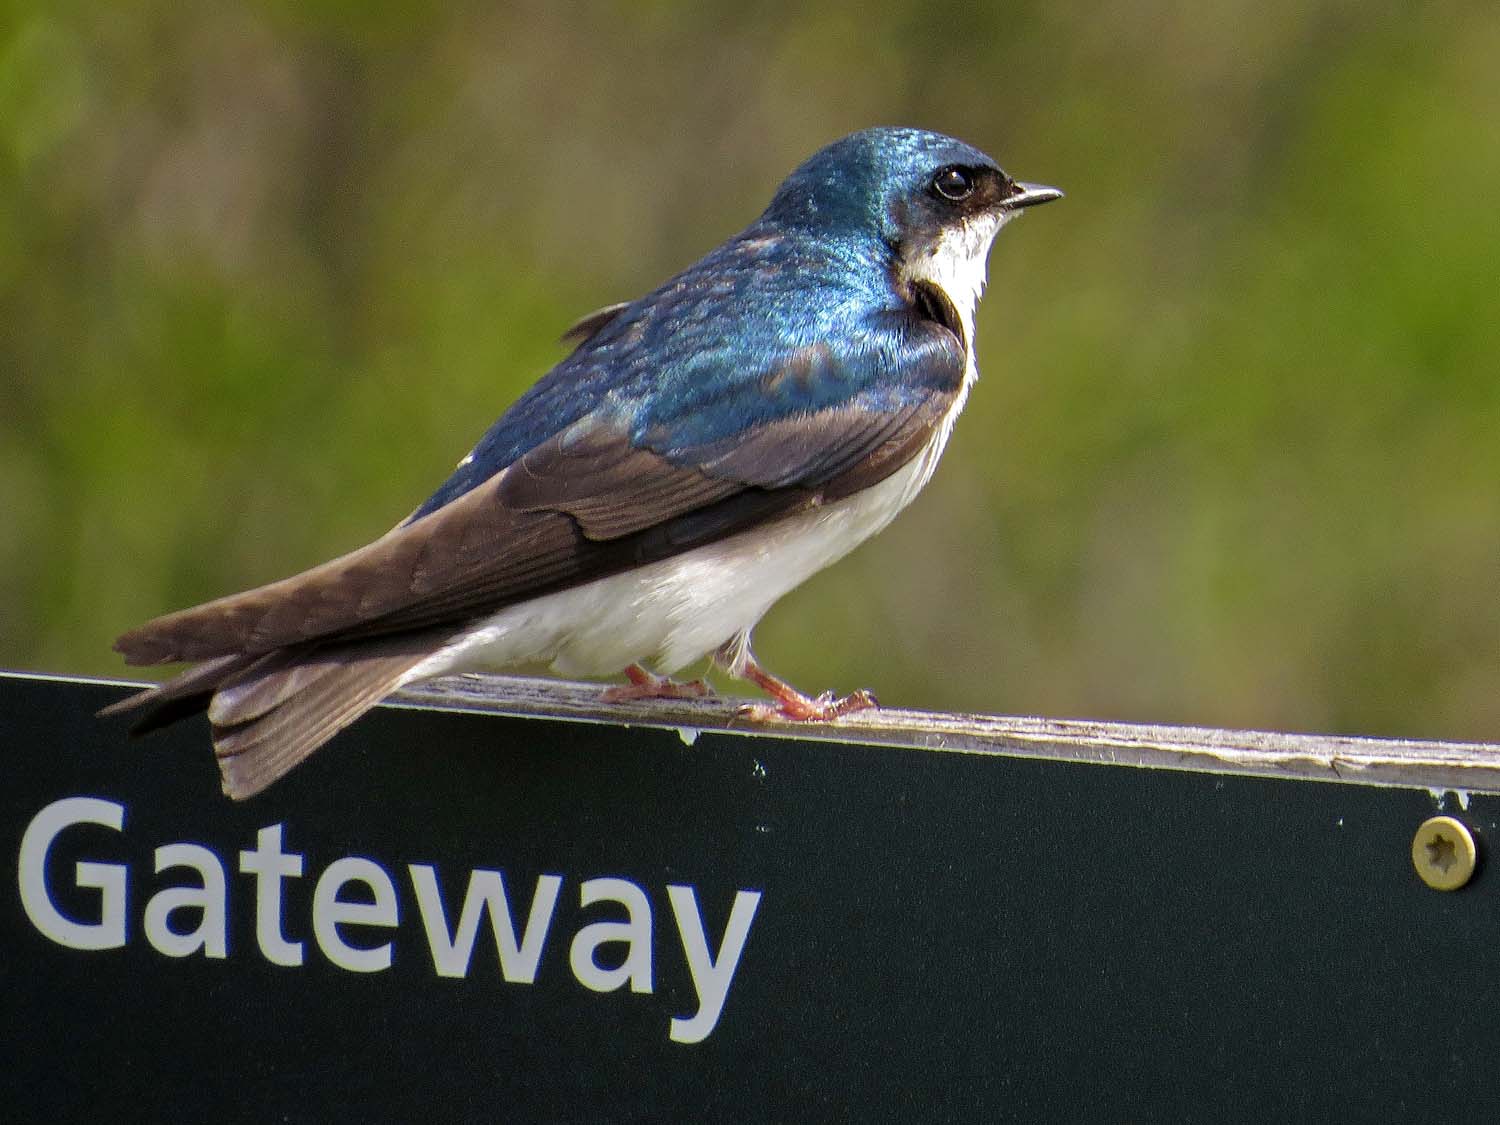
737;687;878;723
603;665;716;703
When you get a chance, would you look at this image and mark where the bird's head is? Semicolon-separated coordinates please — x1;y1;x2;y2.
761;127;1061;339
763;126;1060;249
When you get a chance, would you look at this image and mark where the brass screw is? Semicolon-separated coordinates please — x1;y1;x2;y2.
1412;815;1477;891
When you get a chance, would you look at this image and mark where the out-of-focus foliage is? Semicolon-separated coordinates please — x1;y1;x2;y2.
3;0;1497;739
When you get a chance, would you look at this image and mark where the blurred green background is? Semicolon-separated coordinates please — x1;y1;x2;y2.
3;0;1497;740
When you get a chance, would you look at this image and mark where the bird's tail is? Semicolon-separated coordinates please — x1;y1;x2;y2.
100;633;451;800
99;652;259;735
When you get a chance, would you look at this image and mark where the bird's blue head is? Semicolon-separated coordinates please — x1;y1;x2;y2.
759;127;1061;343
760;127;1060;255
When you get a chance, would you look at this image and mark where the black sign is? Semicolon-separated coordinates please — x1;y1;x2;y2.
4;672;1498;1122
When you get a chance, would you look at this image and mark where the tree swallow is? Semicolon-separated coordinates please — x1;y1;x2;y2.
103;126;1062;798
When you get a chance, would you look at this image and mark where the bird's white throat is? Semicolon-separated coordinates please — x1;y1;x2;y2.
902;211;1008;374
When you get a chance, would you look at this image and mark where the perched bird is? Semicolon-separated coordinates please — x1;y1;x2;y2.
103;126;1061;799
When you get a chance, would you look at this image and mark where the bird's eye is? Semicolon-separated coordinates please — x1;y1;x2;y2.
932;166;974;201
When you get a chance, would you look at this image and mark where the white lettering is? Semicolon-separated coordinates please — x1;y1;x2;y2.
408;866;562;982
238;824;304;967
569;877;652;994
17;799;758;1041
18;796;127;951
313;857;399;972
666;885;761;1044
144;843;227;959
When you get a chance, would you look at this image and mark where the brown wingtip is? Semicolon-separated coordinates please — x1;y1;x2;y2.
112;613;201;666
97;686;158;720
111;633;165;666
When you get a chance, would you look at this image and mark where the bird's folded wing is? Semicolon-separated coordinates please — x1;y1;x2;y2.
113;313;964;667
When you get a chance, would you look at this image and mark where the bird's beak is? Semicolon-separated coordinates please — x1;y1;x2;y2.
1001;181;1064;210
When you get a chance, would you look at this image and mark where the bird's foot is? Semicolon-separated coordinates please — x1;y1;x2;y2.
601;664;715;703
730;649;878;722
737;688;879;723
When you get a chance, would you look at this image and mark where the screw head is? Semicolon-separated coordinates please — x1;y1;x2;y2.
1412;815;1477;891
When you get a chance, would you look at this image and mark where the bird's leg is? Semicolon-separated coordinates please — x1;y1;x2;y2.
716;639;878;722
601;663;715;702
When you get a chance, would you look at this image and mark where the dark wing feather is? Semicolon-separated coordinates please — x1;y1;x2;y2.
497;421;743;538
559;301;631;347
114;474;583;663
